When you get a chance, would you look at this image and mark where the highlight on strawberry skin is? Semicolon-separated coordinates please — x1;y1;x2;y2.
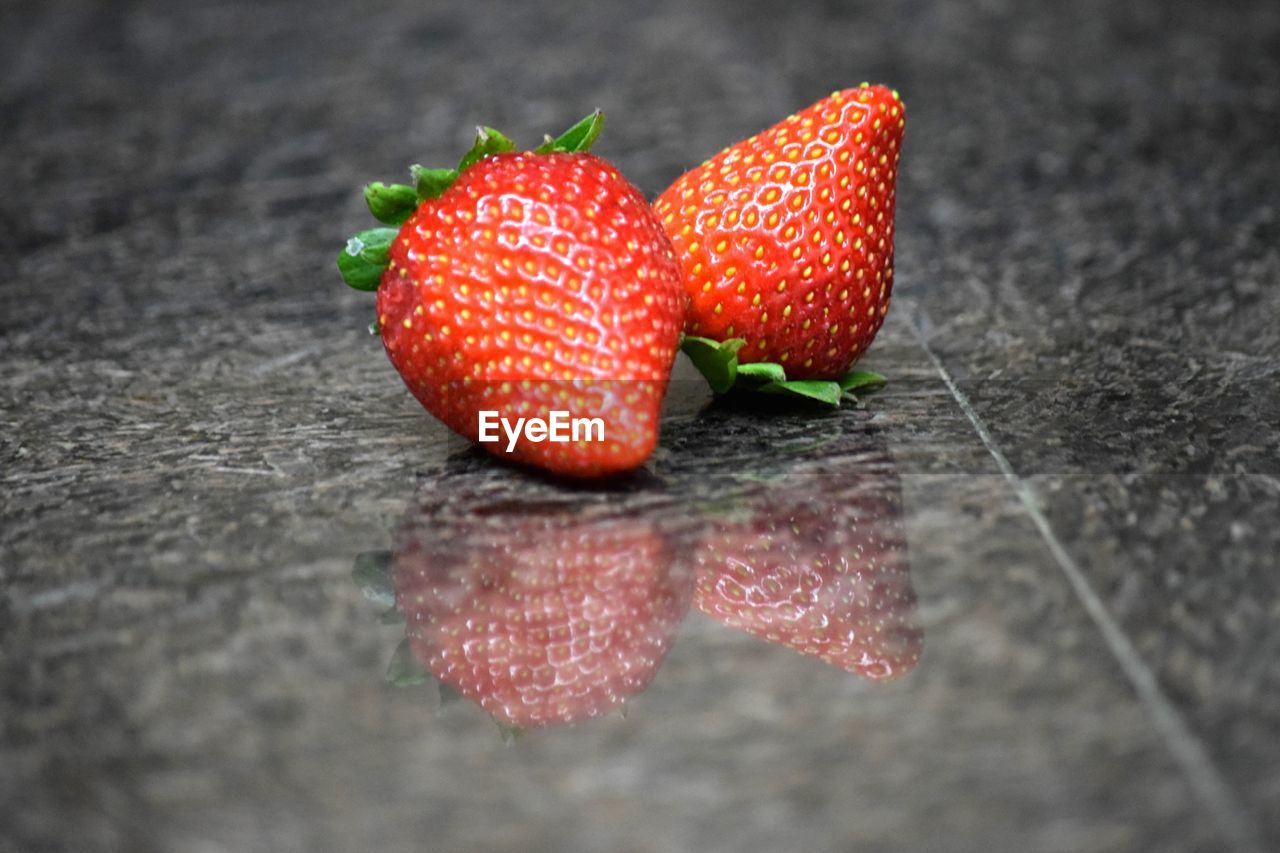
656;84;905;406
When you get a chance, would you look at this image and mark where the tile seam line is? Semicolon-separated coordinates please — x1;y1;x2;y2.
907;311;1262;853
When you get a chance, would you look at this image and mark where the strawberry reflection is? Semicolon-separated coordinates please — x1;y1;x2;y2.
382;465;693;729
665;412;922;681
359;412;922;731
693;462;920;680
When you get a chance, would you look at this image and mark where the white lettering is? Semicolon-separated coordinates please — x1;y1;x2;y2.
573;417;604;443
477;410;499;443
502;416;525;453
475;411;607;452
549;410;568;442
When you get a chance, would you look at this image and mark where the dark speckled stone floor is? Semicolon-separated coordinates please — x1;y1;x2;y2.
2;1;1278;851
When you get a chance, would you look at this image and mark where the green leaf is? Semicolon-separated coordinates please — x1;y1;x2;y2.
839;369;887;394
378;607;404;625
352;551;395;607
681;336;745;395
410;165;460;200
386;638;431;687
496;721;523;745
680;335;885;408
457;126;517;173
364;182;419;225
534;109;605;154
337;227;397;291
736;361;787;384
758;379;844;405
437;682;464;707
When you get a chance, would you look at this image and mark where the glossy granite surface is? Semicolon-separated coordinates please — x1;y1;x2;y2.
2;0;1278;851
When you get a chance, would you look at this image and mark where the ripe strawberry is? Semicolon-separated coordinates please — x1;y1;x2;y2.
654;85;905;397
390;492;693;729
338;113;686;478
692;455;921;680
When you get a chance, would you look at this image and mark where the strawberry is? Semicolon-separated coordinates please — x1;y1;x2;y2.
390;490;692;729
654;85;904;404
338;113;686;478
692;455;921;680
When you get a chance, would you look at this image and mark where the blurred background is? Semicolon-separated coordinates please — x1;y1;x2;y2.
2;1;1278;851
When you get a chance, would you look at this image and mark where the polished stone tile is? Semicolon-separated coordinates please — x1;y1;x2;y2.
0;401;1230;853
4;0;1279;850
892;213;1280;851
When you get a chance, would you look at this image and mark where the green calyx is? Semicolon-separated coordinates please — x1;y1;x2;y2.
534;110;605;155
680;335;886;406
387;638;431;687
352;550;394;607
337;111;605;292
337;228;398;291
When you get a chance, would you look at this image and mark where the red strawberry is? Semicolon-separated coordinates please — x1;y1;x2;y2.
692;457;921;680
339;114;686;478
655;85;905;395
391;500;692;729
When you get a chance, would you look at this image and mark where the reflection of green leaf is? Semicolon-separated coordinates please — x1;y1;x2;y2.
386;638;431;687
681;336;744;394
840;370;887;394
437;682;464;707
352;551;395;608
496;721;523;745
759;379;844;405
